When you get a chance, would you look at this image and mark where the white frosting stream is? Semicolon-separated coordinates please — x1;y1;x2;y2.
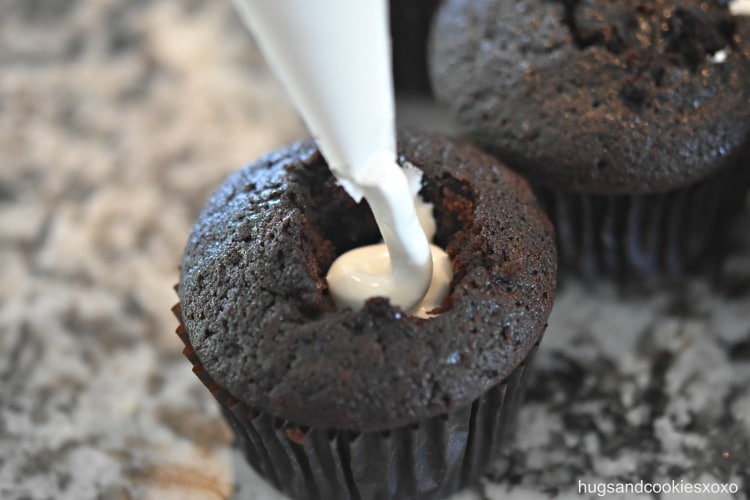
232;0;451;313
327;165;451;318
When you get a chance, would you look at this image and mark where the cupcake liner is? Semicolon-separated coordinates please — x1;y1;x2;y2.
535;158;750;283
172;302;539;500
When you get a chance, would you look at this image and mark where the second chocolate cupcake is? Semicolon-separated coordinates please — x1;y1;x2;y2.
176;131;556;499
430;0;750;282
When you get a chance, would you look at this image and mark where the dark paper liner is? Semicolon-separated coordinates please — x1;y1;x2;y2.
534;159;750;283
172;302;539;500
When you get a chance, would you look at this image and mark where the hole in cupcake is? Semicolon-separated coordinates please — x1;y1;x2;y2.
305;153;475;315
418;172;476;250
664;7;733;66
596;159;608;170
287;159;381;256
559;0;736;71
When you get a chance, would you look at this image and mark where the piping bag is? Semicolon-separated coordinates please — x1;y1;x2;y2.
232;0;434;311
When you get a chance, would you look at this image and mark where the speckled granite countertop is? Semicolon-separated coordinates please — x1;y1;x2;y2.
1;1;749;499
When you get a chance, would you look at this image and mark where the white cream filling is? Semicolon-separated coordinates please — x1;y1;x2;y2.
327;165;452;318
232;0;450;313
327;244;451;319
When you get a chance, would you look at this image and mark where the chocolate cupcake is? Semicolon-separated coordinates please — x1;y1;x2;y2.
430;0;750;282
175;131;556;499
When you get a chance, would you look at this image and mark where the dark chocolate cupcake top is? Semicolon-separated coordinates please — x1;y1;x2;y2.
429;0;750;194
178;131;556;432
